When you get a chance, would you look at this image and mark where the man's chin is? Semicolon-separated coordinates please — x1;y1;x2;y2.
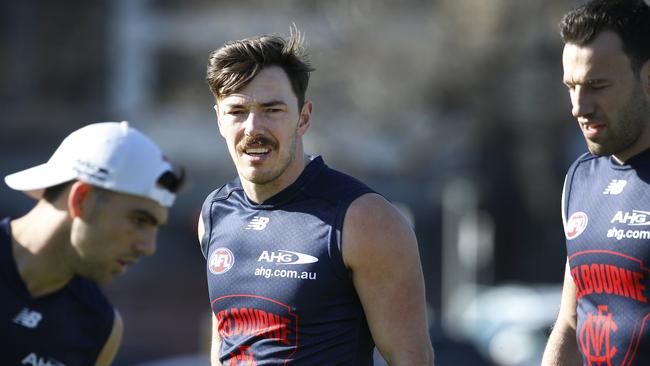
240;170;274;185
587;147;607;156
586;141;609;156
238;161;288;185
80;273;113;285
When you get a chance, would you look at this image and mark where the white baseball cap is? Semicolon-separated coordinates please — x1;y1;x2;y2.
5;121;176;207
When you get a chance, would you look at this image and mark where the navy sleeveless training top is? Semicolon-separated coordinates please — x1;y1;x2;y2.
563;149;650;365
201;156;376;365
0;217;114;365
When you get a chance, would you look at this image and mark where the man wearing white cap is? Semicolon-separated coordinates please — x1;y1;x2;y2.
0;121;183;365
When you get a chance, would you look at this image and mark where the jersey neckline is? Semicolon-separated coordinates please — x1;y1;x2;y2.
241;155;325;209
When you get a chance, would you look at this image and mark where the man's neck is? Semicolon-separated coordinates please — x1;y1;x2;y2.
242;154;311;204
11;203;74;297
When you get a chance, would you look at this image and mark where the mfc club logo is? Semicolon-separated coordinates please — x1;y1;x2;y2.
579;305;618;366
209;247;235;275
566;211;588;240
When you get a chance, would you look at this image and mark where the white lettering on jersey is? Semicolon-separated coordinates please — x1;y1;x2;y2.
611;210;650;226
258;250;319;265
21;353;66;366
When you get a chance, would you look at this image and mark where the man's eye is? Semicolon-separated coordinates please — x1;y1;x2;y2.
133;216;150;227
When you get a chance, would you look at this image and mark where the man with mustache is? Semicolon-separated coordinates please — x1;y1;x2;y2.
198;28;434;365
542;1;650;365
1;121;183;365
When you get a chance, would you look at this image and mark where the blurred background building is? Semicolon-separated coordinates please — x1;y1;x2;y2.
0;0;585;365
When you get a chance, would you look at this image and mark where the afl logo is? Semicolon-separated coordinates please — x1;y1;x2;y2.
209;248;235;275
566;212;588;240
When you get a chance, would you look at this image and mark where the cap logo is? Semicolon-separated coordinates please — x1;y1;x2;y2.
73;159;110;182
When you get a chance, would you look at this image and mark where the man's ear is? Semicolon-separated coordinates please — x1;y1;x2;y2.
213;104;220;121
640;58;650;97
214;104;226;138
68;182;93;218
297;100;313;136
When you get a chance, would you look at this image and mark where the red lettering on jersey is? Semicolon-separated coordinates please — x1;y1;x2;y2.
633;272;647;302
608;264;623;296
232;308;243;334
619;269;636;300
216;308;294;344
600;264;613;294
267;312;281;339
591;264;604;294
572;266;585;297
281;317;292;345
572;263;648;304
582;265;594;295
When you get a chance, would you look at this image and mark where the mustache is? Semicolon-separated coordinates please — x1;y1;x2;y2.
238;135;277;149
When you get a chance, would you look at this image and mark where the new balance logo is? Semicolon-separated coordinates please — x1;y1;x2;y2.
246;216;269;230
603;179;627;195
14;308;42;329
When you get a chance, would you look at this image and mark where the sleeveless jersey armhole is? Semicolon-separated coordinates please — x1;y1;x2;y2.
200;190;219;259
328;188;375;280
562;152;590;228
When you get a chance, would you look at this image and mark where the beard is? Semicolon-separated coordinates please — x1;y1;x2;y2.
586;84;650;157
239;127;299;185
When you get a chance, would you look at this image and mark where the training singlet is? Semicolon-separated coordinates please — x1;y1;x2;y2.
563;150;650;365
0;217;114;366
201;156;377;365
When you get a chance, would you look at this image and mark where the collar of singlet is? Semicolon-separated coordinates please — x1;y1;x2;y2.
609;147;650;170
243;155;325;209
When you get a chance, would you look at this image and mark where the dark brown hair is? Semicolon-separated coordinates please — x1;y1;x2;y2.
206;26;315;108
560;0;650;73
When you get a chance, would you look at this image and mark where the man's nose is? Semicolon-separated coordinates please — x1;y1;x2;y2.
243;111;265;136
571;86;595;119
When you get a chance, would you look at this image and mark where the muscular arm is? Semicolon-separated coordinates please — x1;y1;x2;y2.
343;193;434;365
95;309;123;366
541;260;581;366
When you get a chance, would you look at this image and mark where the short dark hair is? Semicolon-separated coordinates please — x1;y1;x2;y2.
206;26;315;108
42;181;74;203
42;181;112;206
559;0;650;73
